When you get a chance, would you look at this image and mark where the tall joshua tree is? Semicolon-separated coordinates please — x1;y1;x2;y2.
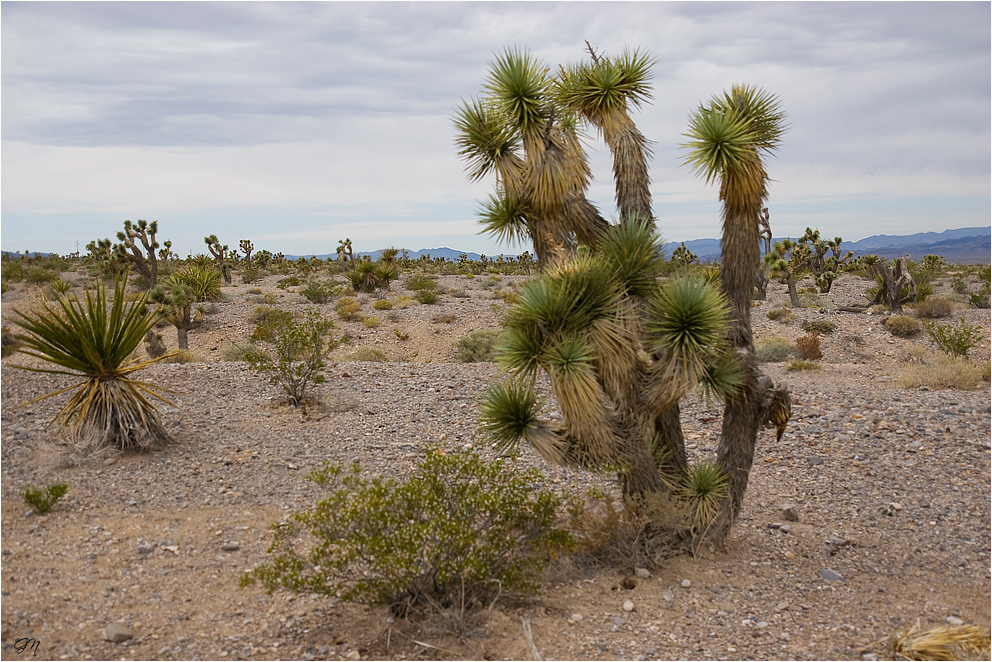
468;48;790;546
682;84;792;538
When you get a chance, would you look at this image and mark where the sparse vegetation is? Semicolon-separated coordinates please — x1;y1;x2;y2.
885;315;923;338
343;346;388;362
802;319;837;335
755;337;796;363
897;350;990;390
453;329;502;363
914;296;954;319
22;483;69;513
785;359;822;371
766;308;796;324
795;332;823;361
241;449;573;617
925;317;982;357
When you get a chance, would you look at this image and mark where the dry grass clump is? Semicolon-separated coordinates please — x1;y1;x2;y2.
889;621;990;661
896;351;991;390
766;308;796;324
885;315;923;338
755;336;795;363
785;359;821;372
795;332;823;360
913;296;954;319
343;347;388;362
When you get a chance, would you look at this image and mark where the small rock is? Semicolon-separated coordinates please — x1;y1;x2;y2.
104;623;134;643
662;589;675;601
946;616;965;626
569;613;583;623
137;542;156;555
780;524;792;534
24;510;34;518
828;536;848;547
806;456;824;466
345;651;361;661
775;601;790;612
104;457;117;466
756;621;769;628
862;653;878;661
318;645;330;655
161;545;179;554
680;579;691;589
819;568;844;582
221;542;240;552
781;505;799;522
622;600;634;612
634;567;652;579
609;615;626;626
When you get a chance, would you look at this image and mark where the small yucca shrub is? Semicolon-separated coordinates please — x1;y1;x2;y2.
678;462;729;533
10;277;175;450
241;449;574;616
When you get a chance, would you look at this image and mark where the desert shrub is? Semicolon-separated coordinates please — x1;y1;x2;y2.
394;329;410;341
25;267;58;285
766;308;796;324
433;314;456;324
392;295;419;309
241;449;573;616
241;266;261;284
403;273;438;292
221;342;257;361
678;462;729;533
798;292;820;308
970;291;991;309
22;483;68;513
795;332;823;360
372;299;393;311
786;359;822;371
336;297;362;321
884;315;923;338
802;319;837;335
897;351;990;390
171;263;223;302
454;329;502;363
277;276;301;289
301;280;341;304
250;306;294;342
914;296;953;319
951;274;968;295
481;276;502;289
755;337;795;363
343;346;388;362
243;310;338;410
925;318;982;357
2;260;25;282
450;288;471;298
415;289;439;305
362;316;380;328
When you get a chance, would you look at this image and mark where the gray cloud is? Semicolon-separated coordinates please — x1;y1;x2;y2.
2;2;988;256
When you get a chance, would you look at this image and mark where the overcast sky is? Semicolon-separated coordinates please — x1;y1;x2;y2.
2;1;989;258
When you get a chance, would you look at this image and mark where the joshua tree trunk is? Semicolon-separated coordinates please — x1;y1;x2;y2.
786;274;801;308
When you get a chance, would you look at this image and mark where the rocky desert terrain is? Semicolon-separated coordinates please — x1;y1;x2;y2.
1;265;990;661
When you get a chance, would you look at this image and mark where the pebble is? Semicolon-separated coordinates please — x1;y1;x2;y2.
946;616;965;626
663;589;675;601
780;505;799;521
806;456;824;466
681;579;691;588
104;623;134;643
345;650;361;660
138;542;156;554
569;613;583;623
819;568;845;582
221;542;240;552
634;567;652;579
622;600;634;612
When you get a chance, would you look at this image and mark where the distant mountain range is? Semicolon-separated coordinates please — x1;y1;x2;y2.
659;226;991;265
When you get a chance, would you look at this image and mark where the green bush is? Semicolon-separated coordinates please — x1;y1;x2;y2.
414;289;439;305
914;296;953;319
300;280;342;304
969;291;991;309
26;267;58;285
336;297;362;320
802;319;837;335
884;315;923;338
2;260;25;282
241;449;574;615
250;306;294;343
243;310;338;410
277;276;301;289
362;316;380;328
372;298;393;310
785;359;821;371
22;483;68;513
755;337;795;363
951;274;969;295
403;273;438;292
925;318;982;357
454;329;502;363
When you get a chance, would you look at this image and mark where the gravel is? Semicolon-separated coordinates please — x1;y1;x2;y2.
1;269;989;660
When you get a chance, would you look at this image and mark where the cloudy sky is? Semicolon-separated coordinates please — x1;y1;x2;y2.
2;2;989;258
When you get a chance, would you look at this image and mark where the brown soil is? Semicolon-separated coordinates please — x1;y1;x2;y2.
1;268;989;661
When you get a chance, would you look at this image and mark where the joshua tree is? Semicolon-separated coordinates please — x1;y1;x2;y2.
115;220;161;288
871;256;917;314
682;84;792;537
239;239;254;268
336;238;354;267
149;263;222;350
763;239;806;308
205;235;232;284
469;48;791;546
755;207;772;299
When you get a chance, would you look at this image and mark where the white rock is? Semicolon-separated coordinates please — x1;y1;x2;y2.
946;616;965;626
622;600;634;612
681;579;691;588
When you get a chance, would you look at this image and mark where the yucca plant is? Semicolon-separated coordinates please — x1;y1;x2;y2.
678;462;729;533
10;277;175;450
